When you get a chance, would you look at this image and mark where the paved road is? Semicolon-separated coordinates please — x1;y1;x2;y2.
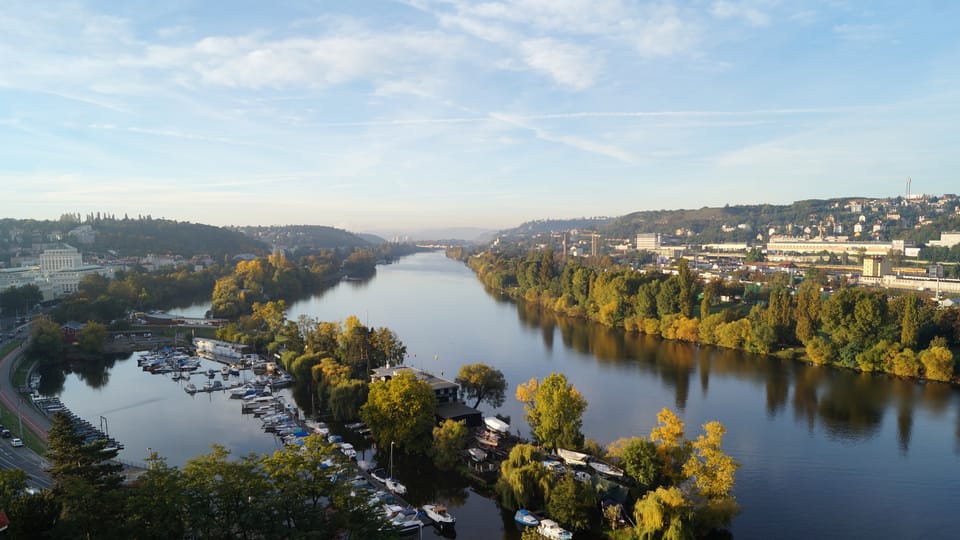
0;341;53;489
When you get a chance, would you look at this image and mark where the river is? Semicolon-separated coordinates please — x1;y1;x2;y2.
52;251;960;539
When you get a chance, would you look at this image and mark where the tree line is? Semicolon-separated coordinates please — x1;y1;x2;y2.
0;413;399;539
457;249;960;382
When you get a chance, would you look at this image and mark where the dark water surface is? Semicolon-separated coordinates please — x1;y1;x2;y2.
56;252;960;539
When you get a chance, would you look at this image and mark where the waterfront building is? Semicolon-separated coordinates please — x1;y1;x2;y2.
370;365;482;427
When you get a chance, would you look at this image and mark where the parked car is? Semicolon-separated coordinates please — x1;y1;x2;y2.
1;429;12;438
11;438;23;447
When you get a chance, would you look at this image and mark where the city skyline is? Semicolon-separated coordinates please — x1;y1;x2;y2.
2;1;958;235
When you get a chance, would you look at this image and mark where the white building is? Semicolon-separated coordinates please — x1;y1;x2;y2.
929;231;960;249
636;233;661;251
40;244;83;273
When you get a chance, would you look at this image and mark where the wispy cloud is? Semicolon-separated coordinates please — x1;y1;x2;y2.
832;23;889;42
489;112;635;163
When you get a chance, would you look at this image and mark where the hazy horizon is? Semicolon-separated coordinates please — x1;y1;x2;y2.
2;1;958;234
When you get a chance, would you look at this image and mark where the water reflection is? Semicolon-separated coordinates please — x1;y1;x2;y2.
508;297;960;453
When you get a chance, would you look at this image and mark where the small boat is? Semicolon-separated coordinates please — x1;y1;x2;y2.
184;383;197;394
573;470;592;483
542;460;566;474
386;477;406;495
537;519;572;540
588;460;624;478
371;468;389;484
484;416;510;434
467;447;487;462
514;509;539;527
422;504;455;529
557;448;590;466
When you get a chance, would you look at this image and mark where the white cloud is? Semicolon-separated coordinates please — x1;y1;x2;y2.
711;1;771;27
832;24;888;42
519;38;599;90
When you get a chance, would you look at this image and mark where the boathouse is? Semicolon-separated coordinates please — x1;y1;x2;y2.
370;365;482;427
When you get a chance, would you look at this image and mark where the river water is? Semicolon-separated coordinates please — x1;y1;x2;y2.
53;251;960;539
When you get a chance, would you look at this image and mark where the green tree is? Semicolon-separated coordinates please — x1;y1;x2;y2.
124;453;187;539
361;370;437;454
432;419;470;470
328;379;369;421
516;373;588;451
546;473;595;532
28;316;64;364
76;321;108;354
616;437;662;489
496;444;550;510
456;363;507;409
181;445;269;538
46;412;124;539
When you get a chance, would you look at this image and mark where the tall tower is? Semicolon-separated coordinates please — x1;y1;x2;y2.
906;176;912;199
591;233;599;258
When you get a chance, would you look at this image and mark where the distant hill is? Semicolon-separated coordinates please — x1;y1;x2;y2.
89;218;268;258
494;195;960;245
0;216;267;259
499;217;614;238
237;225;372;250
356;232;388;245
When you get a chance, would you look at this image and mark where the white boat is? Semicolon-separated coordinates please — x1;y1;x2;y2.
422;504;455;528
484;416;510;434
514;509;539;527
557;448;590;466
588;460;624;478
386;477;406;495
574;470;592;483
542;460;566;474
537;519;572;540
467;447;487;462
184;383;197;394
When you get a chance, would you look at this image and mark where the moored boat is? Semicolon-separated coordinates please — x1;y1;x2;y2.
483;416;510;434
514;509;539;527
588;460;624;478
537;519;573;540
184;383;197;394
422;504;455;529
557;448;590;466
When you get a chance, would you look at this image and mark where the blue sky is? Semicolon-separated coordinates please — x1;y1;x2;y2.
1;1;958;235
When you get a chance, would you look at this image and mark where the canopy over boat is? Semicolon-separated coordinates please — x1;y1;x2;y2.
484;416;510;433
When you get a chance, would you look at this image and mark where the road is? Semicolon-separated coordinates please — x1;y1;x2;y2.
0;340;53;490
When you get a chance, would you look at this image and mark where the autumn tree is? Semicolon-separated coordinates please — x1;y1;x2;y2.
456;363;507;409
919;345;955;382
432;419;470;470
516;372;587;451
361;370;437;454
